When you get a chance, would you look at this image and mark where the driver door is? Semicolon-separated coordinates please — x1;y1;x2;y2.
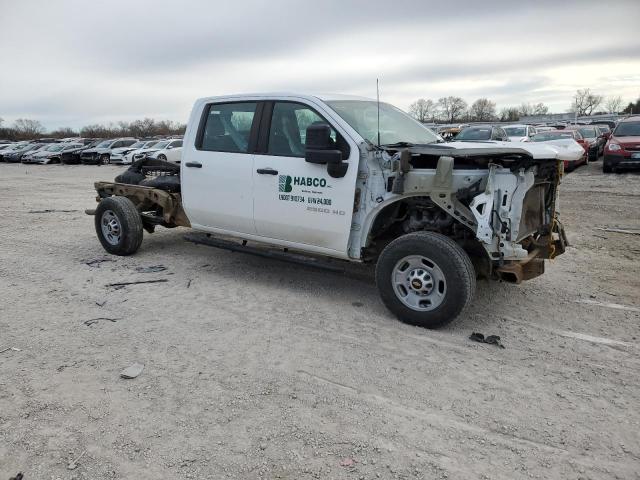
252;101;357;254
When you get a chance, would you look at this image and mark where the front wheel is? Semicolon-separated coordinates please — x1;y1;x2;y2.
375;232;475;329
157;154;167;161
94;196;143;255
100;154;110;165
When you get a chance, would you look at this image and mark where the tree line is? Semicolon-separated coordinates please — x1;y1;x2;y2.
409;89;637;123
0;117;186;141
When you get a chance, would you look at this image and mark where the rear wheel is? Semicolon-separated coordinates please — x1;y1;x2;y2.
375;232;475;329
94;196;143;255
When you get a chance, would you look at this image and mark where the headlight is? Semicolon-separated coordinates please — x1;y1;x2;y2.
607;143;622;151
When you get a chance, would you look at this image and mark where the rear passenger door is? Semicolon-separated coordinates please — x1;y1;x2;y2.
181;101;260;234
252;101;356;254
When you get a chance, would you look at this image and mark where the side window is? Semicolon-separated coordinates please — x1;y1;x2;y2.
267;102;337;157
171;140;183;148
111;141;123;148
199;102;257;153
123;140;136;147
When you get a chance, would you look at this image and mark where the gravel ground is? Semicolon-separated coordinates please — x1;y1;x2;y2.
1;161;639;480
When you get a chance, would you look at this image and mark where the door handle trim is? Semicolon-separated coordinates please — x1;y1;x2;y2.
185;161;202;168
256;168;278;175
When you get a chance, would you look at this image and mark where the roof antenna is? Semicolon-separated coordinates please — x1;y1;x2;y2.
376;78;381;146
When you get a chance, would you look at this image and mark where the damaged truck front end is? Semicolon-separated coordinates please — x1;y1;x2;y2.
358;145;568;283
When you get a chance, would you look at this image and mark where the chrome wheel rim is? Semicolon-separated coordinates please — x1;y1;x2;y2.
392;255;446;311
101;210;121;245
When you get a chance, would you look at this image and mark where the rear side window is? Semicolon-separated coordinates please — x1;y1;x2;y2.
199;102;257;153
170;140;183;148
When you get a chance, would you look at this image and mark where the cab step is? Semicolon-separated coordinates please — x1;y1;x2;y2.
183;232;346;273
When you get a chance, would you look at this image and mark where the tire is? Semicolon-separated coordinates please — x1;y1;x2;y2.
603;163;612;173
100;154;110;165
157;154;167;161
375;231;475;329
94;196;143;256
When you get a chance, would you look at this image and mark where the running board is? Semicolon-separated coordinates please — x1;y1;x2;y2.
183;232;346;273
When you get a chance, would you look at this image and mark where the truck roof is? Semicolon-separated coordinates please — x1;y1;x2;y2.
194;92;375;104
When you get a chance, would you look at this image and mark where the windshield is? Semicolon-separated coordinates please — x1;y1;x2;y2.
325;100;439;145
456;127;492;141
504;127;526;136
47;144;65;152
532;132;574;141
145;141;161;147
578;127;597;138
96;140;113;148
613;122;640;137
129;141;146;148
153;141;169;149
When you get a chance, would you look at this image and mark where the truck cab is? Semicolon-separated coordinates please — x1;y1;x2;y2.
90;93;577;328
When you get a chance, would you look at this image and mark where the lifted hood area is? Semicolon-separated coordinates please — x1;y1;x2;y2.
395;141;583;171
436;141;584;161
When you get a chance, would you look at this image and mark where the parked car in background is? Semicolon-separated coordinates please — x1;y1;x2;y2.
531;130;588;170
0;143;16;151
576;126;600;161
0;141;31;161
454;126;509;142
146;139;183;163
603;117;640;173
80;138;138;165
594;124;611;156
23;143;74;164
32;143;85;164
3;143;46;163
124;140;171;163
503;124;537;142
61;139;103;164
21;144;61;163
110;140;159;165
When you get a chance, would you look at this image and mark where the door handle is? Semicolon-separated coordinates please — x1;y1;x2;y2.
256;168;278;175
185;162;202;168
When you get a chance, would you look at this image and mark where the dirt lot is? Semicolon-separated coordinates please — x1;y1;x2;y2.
1;161;639;480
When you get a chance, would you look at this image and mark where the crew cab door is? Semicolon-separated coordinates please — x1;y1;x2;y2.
252;100;357;254
181;101;260;234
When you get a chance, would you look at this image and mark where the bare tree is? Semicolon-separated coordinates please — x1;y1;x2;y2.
570;89;603;116
469;98;496;122
437;96;468;123
49;127;78;138
604;96;623;114
499;107;520;122
12;118;45;139
408;99;437;123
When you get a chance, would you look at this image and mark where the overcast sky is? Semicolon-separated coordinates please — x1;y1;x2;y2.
1;0;639;130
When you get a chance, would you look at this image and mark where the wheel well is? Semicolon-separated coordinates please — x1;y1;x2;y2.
363;196;490;276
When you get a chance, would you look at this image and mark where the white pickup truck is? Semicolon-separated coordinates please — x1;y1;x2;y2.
89;93;578;328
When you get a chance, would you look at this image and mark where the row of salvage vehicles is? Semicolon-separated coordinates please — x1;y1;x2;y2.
0;137;183;165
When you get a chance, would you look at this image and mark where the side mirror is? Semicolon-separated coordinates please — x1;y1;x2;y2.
304;123;347;178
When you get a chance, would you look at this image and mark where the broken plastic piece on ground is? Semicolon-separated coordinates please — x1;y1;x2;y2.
135;265;167;273
469;332;505;349
84;317;119;326
120;363;144;379
9;473;24;480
